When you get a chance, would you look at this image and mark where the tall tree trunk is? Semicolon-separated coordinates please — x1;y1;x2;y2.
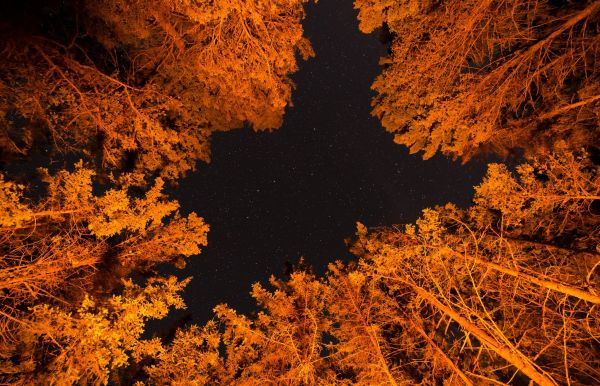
409;283;558;386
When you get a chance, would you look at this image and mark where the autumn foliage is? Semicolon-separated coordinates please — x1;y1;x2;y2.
130;149;597;386
1;0;599;385
0;164;208;384
3;149;594;384
0;0;313;178
355;0;600;160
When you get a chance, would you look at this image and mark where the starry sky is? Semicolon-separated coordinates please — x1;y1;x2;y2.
172;0;490;323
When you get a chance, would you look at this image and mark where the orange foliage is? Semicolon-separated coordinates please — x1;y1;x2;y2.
0;163;208;363
135;149;598;385
1;2;599;384
4;276;189;385
1;150;596;385
349;149;599;385
355;0;600;160
0;0;313;178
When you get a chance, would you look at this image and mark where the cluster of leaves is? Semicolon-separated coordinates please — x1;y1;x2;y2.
0;164;208;384
5;276;189;385
0;0;313;179
354;0;600;160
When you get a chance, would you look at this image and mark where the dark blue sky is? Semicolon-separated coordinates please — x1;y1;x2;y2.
172;0;489;323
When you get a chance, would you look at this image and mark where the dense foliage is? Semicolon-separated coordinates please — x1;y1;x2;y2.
1;150;597;385
135;150;599;386
0;165;208;384
355;0;600;160
0;0;312;178
0;0;598;385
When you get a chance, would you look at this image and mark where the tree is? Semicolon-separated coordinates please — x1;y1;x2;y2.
217;271;338;385
139;270;342;385
1;276;190;385
0;0;313;178
471;142;599;244
141;322;225;385
350;149;599;385
0;163;208;357
324;261;410;385
139;149;598;385
355;0;600;160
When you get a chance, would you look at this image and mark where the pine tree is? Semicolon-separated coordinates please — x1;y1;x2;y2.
0;0;313;178
351;149;599;385
355;0;600;160
2;276;189;385
0;163;208;380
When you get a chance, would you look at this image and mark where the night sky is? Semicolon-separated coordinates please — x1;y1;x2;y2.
172;0;489;323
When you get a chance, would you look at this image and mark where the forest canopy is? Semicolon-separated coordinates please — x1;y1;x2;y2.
355;0;600;160
0;0;313;179
0;0;599;385
2;148;597;385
